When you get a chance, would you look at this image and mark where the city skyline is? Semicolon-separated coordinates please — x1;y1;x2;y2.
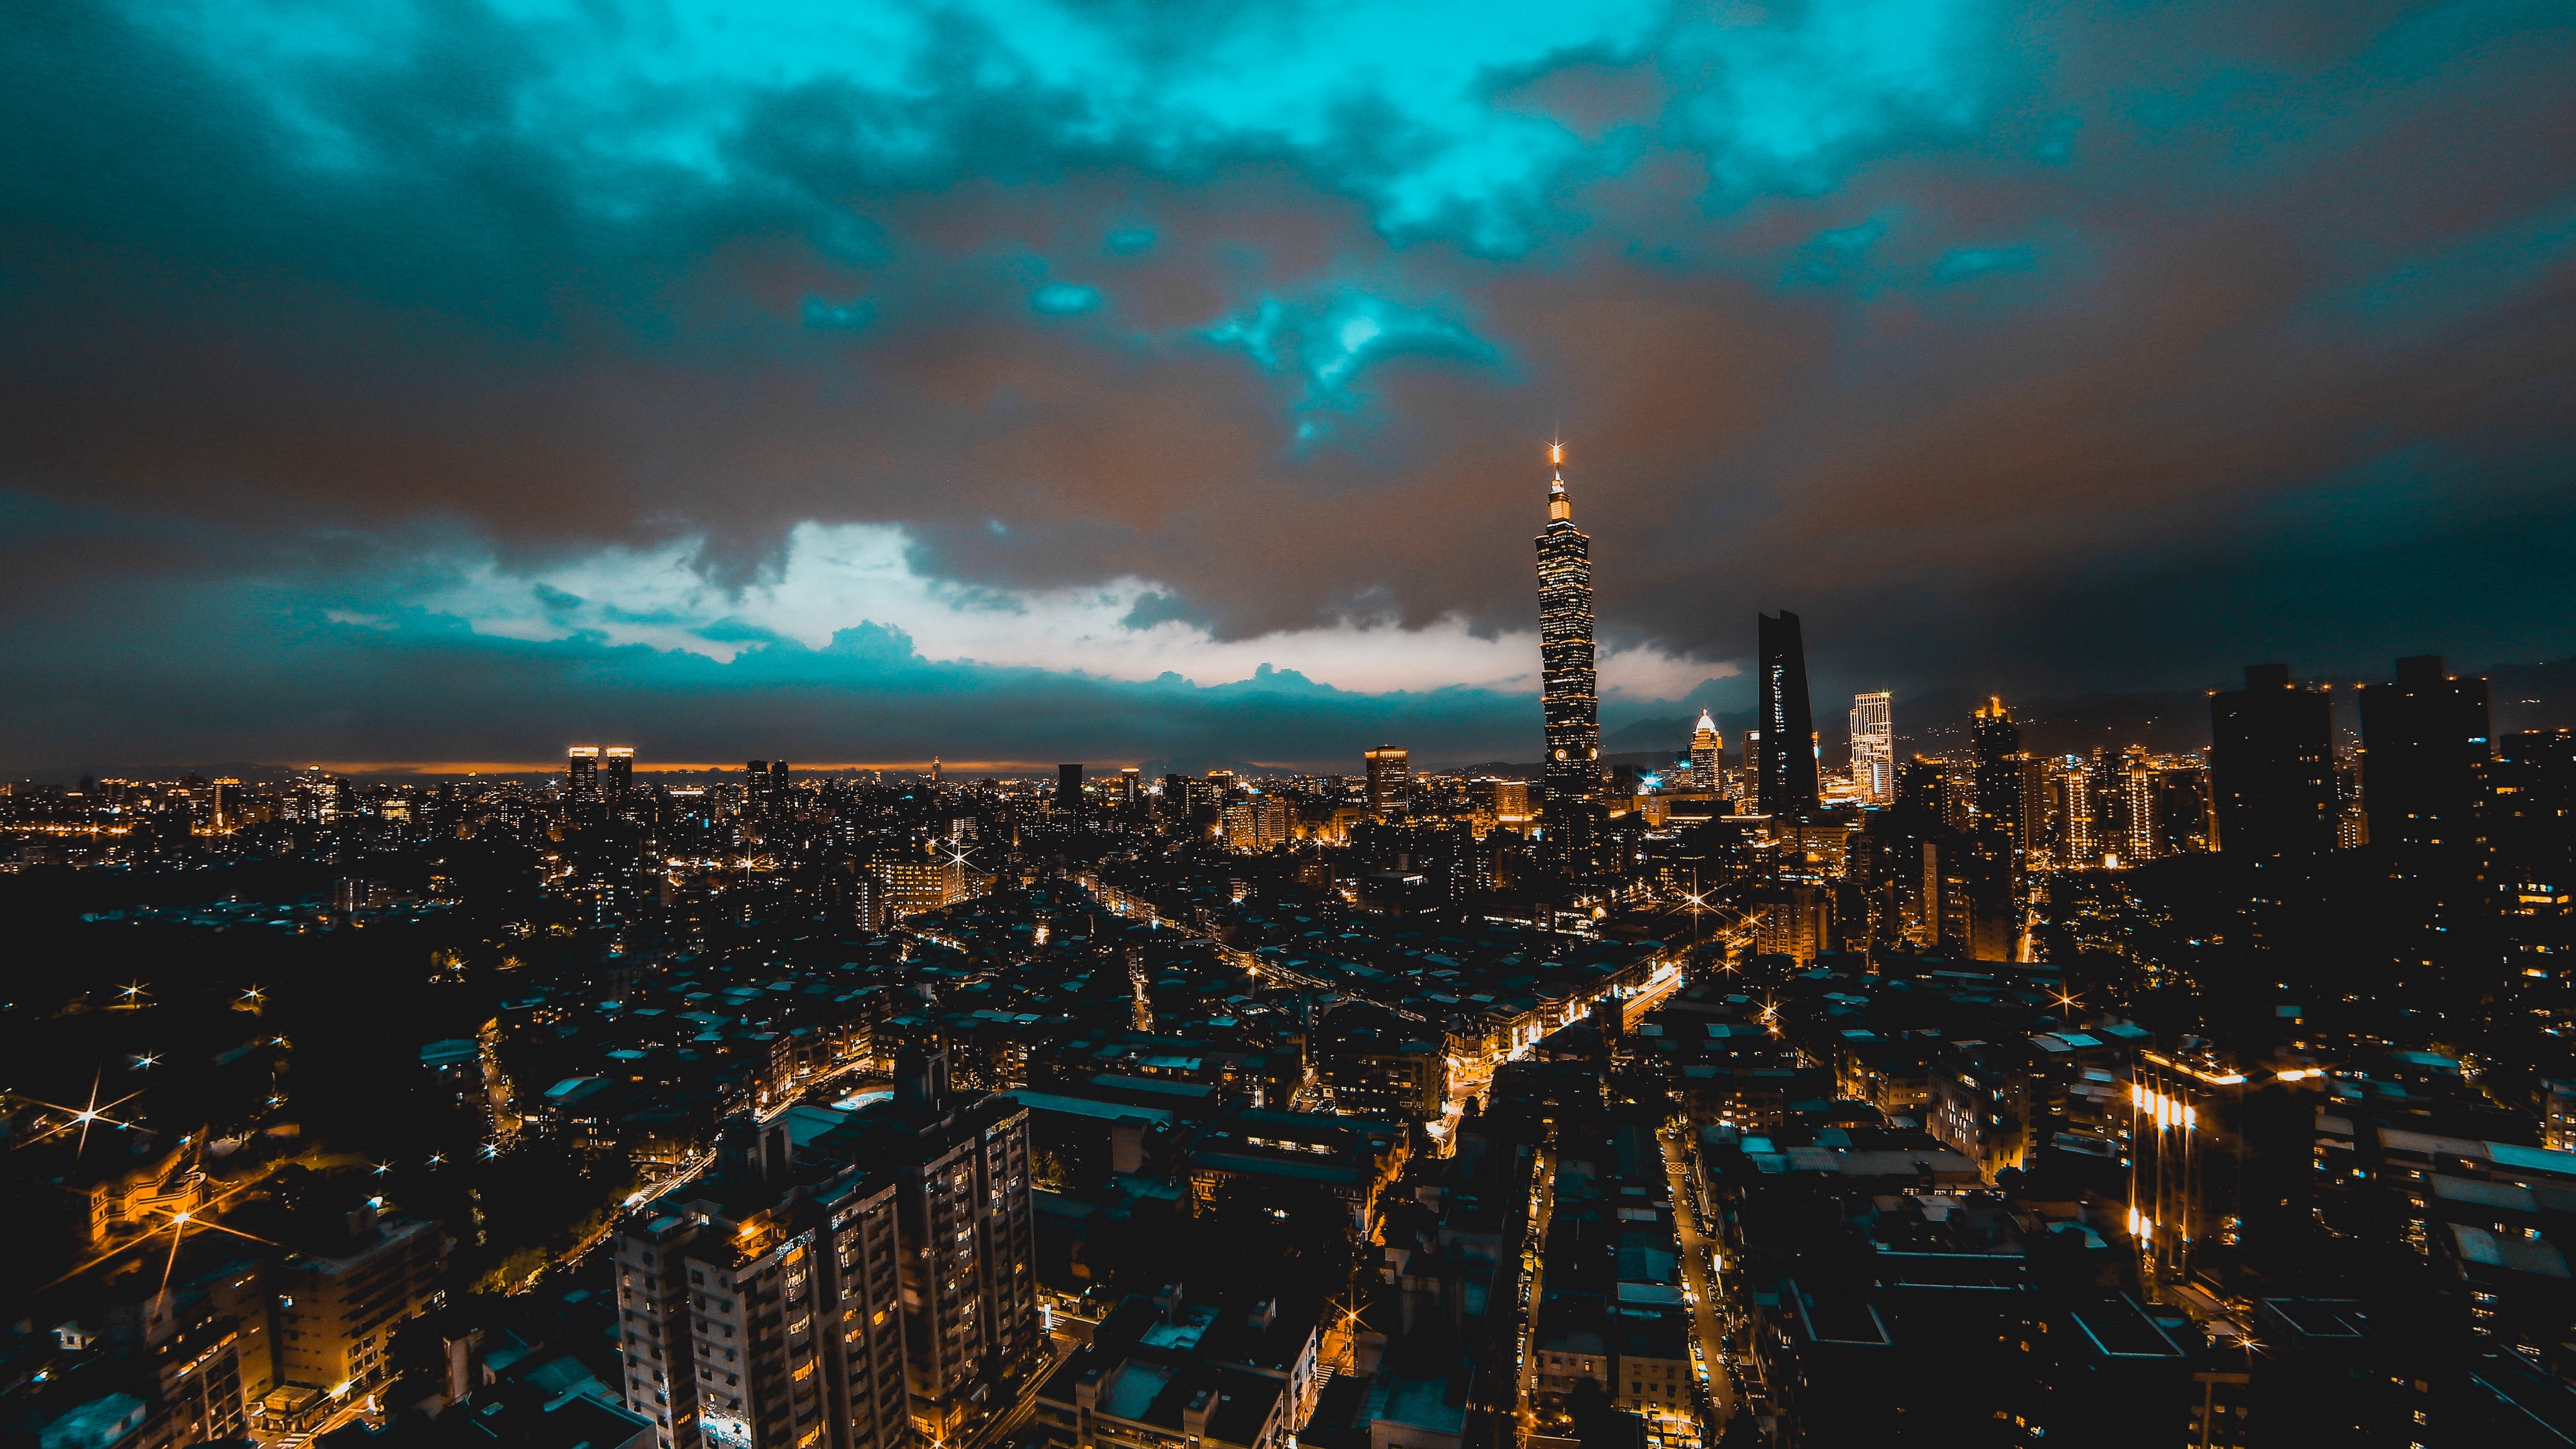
5;3;2575;771
11;4;2576;1446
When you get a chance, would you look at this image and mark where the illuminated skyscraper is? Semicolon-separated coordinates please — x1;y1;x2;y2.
1366;745;1410;817
568;747;600;804
1535;445;1599;814
1689;711;1721;794
1849;692;1893;804
1754;612;1819;816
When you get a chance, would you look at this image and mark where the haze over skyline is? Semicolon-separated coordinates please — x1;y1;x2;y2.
5;0;2573;771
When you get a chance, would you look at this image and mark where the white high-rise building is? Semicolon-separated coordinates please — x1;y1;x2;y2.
1849;692;1894;804
1689;710;1721;794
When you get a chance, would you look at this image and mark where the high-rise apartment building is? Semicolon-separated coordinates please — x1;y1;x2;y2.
830;1050;1040;1448
1365;746;1410;818
1849;692;1893;805
2208;665;2336;860
1534;447;1600;815
747;761;791;817
615;1053;1034;1449
1754;612;1819;817
1689;711;1722;794
570;747;601;806
2059;759;2098;864
2492;730;2576;983
2118;749;2157;865
616;1117;908;1449
2359;655;2491;862
874;847;966;918
273;1205;449;1397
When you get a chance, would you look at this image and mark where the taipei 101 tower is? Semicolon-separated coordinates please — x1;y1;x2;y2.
1536;443;1601;818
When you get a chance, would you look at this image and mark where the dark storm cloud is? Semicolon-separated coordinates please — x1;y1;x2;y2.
1;0;2573;765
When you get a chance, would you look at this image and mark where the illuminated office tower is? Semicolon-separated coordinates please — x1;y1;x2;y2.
1754;612;1819;816
1689;711;1721;794
1119;766;1141;804
1534;445;1600;814
605;747;635;810
1849;692;1894;804
1366;746;1411;818
568;747;601;806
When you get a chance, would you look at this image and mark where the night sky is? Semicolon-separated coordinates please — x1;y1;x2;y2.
4;0;2572;773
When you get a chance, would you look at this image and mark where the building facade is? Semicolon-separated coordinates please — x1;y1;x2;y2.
1754;612;1819;817
1365;747;1410;819
1849;692;1893;805
1689;711;1722;796
1534;448;1600;816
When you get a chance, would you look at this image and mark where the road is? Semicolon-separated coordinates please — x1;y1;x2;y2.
1659;1130;1735;1434
1515;1145;1557;1436
264;1391;377;1449
523;1058;887;1292
957;1336;1070;1449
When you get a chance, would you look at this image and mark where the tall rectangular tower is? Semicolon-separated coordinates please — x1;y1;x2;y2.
1058;763;1083;829
1365;745;1410;818
2359;655;2490;863
1849;692;1894;804
1534;446;1599;817
569;747;601;806
2208;665;2335;860
1754;612;1819;816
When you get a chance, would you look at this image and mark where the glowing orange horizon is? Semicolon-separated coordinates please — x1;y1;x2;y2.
285;759;1077;776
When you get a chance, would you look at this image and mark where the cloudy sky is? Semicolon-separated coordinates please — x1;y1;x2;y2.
3;0;2571;772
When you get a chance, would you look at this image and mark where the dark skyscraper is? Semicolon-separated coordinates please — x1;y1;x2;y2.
1968;697;2025;960
568;745;599;804
1754;611;1819;816
1535;445;1599;815
1059;762;1083;828
604;746;633;809
2359;655;2490;860
2209;664;2335;859
1972;698;2025;859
